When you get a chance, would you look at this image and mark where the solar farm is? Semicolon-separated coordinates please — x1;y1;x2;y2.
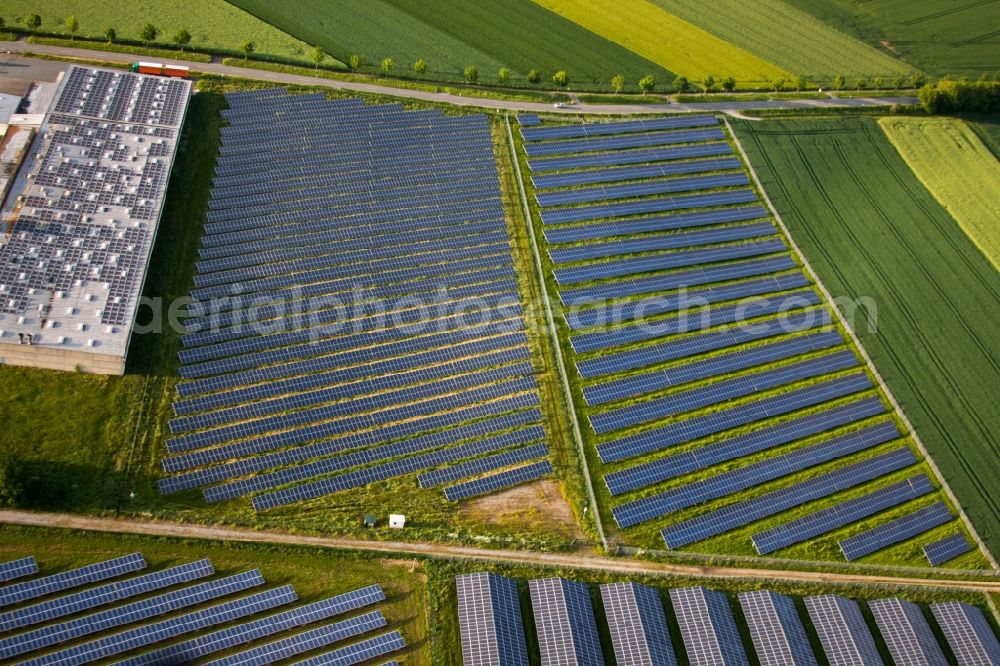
0;553;407;665
514;114;982;563
453;571;1000;665
158;89;556;514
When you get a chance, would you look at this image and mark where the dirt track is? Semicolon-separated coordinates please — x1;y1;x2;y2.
1;510;998;593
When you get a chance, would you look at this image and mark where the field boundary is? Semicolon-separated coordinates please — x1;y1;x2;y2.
504;114;607;551
723;116;1000;572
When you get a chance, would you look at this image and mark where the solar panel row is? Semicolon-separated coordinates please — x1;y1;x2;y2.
924;532;973;567
544;205;765;244
612;420;901;528
542;188;760;226
0;557;38;583
537;173;750;208
444;460;554;502
599;373;873;464
604;396;886;496
752;475;935;555
839;502;952;561
523;128;727;158
0;553;145;609
521;115;717;142
533;157;742;190
661;447;915;548
418;443;549;488
528;142;733;173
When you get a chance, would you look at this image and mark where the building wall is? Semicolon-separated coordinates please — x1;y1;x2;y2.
0;344;125;374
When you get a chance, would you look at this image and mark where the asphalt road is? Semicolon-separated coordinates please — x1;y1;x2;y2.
0;38;917;115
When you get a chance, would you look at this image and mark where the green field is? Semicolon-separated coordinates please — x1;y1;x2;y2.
651;0;913;82
0;526;431;664
534;0;789;86
734;117;1000;559
879;117;1000;271
786;0;1000;78
225;0;670;89
0;0;319;63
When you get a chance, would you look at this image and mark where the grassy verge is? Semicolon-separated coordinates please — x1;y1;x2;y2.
28;35;213;62
575;93;667;105
734;116;1000;559
674;91;828;102
741;105;912;118
0;525;431;664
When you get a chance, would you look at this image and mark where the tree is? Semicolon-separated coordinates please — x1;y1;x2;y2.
793;74;806;91
349;54;361;71
239;40;255;61
771;77;786;92
527;69;540;84
311;46;326;69
25;13;41;33
552;70;568;87
497;67;510;85
872;76;884;90
721;75;736;92
413;58;427;78
0;452;24;507
140;23;158;44
380;57;394;76
892;75;904;90
833;73;846;90
65;15;79;40
672;75;690;93
702;74;715;93
104;26;116;43
638;75;655;95
174;28;191;51
464;65;479;83
856;78;868;90
611;74;625;94
912;72;926;88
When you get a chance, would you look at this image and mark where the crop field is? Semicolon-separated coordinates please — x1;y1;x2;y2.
0;525;431;664
970;116;1000;159
880;117;1000;271
734;117;1000;560
787;0;1000;77
0;0;318;63
533;0;790;86
650;0;913;83
511;115;986;569
226;0;669;89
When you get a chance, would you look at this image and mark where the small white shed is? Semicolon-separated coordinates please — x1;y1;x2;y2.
389;514;405;529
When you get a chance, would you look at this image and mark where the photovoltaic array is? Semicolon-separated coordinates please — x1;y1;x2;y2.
160;89;553;510
0;552;405;665
455;573;998;666
519;115;962;558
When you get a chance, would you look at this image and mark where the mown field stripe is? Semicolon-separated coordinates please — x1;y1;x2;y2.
531;0;790;84
878;117;1000;272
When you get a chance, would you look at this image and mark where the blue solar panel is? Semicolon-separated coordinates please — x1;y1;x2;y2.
660;447;916;548
523;128;726;157
598;373;872;464
0;557;37;583
203;425;544;504
534;157;741;190
542;189;759;226
517;114;540;126
0;553;145;609
0;570;263;660
585;329;844;406
590;349;858;434
549;222;775;264
287;631;406;666
577;309;831;378
923;532;973;566
0;559;213;633
839;502;952;561
119;608;386;666
444;460;553;502
752;474;934;555
612;420;901;528
555;237;784;285
522;116;717;141
537;173;750;207
544;206;766;244
604;396;886;495
25;585;287;663
600;582;676;666
418;444;549;487
529;143;733;173
530;578;604;666
562;259;803;317
739;590;817;666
